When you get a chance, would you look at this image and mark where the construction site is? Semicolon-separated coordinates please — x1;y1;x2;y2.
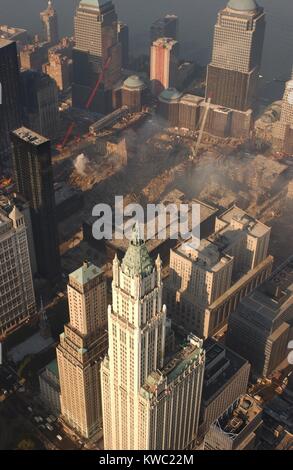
52;96;293;278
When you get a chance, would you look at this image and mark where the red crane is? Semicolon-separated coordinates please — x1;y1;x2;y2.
57;55;112;150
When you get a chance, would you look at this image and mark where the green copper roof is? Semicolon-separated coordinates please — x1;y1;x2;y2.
122;225;153;278
124;75;145;89
79;0;110;9
70;262;102;286
159;88;183;102
227;0;258;11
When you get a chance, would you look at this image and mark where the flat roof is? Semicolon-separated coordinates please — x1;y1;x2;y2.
237;256;293;327
141;336;204;397
214;394;262;437
0;38;13;48
12;127;49;146
177;237;232;273
69;262;103;286
218;205;270;239
152;37;178;48
203;338;249;403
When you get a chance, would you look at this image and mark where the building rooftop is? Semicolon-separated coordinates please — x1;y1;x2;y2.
69;261;102;286
12;127;49;146
123;75;145;90
152;37;178;49
0;38;13;48
141;335;204;398
79;0;110;10
121;225;154;278
227;0;258;11
216;205;270;239
264;395;293;433
236;255;293;329
178;238;232;273
159;88;183;102
202;338;249;403
0;25;27;42
179;94;204;107
213;394;262;438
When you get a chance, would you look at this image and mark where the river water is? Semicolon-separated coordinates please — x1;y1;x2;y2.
0;0;292;99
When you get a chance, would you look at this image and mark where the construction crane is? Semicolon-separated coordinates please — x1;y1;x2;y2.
57;55;112;151
190;97;211;162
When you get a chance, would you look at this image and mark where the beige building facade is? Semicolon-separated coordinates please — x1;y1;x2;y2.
0;207;36;338
57;262;108;439
165;206;272;337
101;226;205;450
150;38;179;96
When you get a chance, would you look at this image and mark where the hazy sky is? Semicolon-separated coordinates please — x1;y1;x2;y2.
0;0;292;98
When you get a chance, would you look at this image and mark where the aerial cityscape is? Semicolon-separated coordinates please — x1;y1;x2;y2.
0;0;293;455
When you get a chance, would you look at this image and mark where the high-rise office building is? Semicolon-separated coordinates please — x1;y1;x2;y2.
101;226;205;450
273;79;293;154
72;0;122;113
150;38;179;96
150;15;178;44
227;256;293;378
0;39;22;171
206;0;266;111
40;0;59;45
11;128;60;283
0;194;38;276
204;395;263;450
0;207;36;339
44;51;72;91
21;70;60;140
20;42;50;72
121;75;147;113
165;206;272;337
199;339;250;437
117;22;129;69
57;262;108;438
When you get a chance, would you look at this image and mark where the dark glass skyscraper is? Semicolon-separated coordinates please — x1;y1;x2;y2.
150;15;178;45
72;0;122;113
0;39;22;172
206;0;266;112
11;127;61;283
117;22;129;69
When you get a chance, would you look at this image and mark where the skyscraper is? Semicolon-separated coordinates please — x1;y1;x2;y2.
150;15;178;44
206;0;266;111
57;262;108;438
21;70;60;140
166;206;272;338
117;22;129;69
40;0;59;45
273;79;293;154
227;256;293;378
0;206;36;339
44;51;72;92
72;0;122;113
150;38;179;96
11;128;60;283
101;226;205;450
0;39;22;171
